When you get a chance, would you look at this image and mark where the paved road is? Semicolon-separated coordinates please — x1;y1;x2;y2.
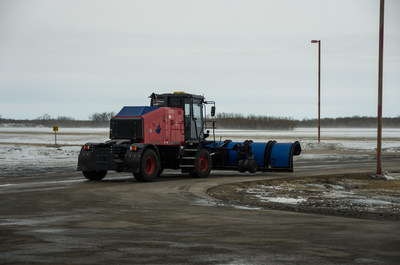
0;154;399;264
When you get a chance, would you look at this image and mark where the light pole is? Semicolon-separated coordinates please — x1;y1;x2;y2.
311;40;321;142
377;0;385;176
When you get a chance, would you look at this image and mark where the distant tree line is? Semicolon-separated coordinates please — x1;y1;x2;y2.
0;112;116;128
297;116;400;128
210;113;297;130
88;112;116;123
1;112;399;129
209;113;400;130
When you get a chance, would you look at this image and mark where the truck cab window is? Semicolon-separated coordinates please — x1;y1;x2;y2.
185;104;191;118
191;101;203;139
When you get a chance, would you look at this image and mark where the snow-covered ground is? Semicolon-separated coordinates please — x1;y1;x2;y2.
0;127;108;145
1;126;399;149
212;128;400;152
0;145;79;177
0;127;399;177
0;127;109;176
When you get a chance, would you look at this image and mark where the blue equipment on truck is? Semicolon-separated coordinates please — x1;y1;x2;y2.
77;92;301;181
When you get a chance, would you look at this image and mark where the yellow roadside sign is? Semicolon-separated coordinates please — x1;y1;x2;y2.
53;126;59;132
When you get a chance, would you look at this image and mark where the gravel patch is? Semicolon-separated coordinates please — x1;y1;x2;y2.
208;172;400;220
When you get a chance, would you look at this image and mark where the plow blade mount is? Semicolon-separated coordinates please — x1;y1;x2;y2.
210;140;301;172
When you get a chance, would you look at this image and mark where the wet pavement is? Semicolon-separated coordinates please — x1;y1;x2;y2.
1;154;400;264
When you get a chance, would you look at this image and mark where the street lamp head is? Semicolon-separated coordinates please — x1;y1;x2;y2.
311;40;320;43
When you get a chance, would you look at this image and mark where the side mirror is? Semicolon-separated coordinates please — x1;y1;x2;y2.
211;106;216;117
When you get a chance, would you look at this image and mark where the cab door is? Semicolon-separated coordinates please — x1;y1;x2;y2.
184;99;204;141
192;100;203;140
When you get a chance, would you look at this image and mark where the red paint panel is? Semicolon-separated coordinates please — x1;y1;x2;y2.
142;107;184;145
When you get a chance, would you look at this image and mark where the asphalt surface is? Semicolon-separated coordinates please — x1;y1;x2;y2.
1;154;400;264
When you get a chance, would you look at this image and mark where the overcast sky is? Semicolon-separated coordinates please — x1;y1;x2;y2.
0;0;399;120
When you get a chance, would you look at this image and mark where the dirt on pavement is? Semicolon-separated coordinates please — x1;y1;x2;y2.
208;172;400;221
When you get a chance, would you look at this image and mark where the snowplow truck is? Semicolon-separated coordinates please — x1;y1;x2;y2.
77;92;301;182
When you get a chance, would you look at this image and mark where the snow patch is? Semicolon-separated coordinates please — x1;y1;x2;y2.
351;198;392;206
259;196;306;204
232;205;262;210
191;198;219;207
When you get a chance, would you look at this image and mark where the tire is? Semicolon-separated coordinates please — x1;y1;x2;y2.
82;170;107;181
134;166;163;181
238;159;246;173
248;159;258;173
134;149;159;182
190;149;212;178
158;167;164;177
133;172;145;182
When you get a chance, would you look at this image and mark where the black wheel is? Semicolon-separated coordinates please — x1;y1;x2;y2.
82;170;107;181
238;159;246;173
190;149;212;178
248;159;258;173
133;172;144;182
135;166;163;181
134;149;159;182
158;167;164;177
